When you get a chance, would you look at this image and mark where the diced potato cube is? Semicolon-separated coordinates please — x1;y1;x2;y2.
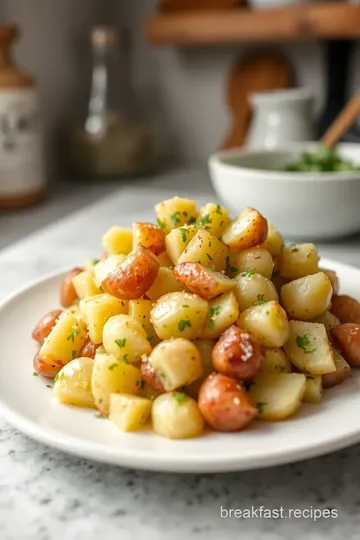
146;267;183;301
155;197;197;234
152;393;204;439
281;272;332;321
102;314;151;363
178;228;229;272
202;291;239;339
148;338;203;391
53;357;95;408
40;311;87;364
229;247;274;279
238;301;289;348
196;203;230;236
165;225;197;264
261;348;292;373
283;320;336;375
280;243;319;280
174;262;234;300
102;226;133;254
303;374;322;404
185;339;215;398
157;251;173;267
132;222;165;255
249;372;306;421
92;348;142;415
129;298;158;345
93;254;127;288
109;394;152;431
234;272;278;311
322;348;351;389
72;270;101;299
310;310;340;333
80;294;128;344
222;207;268;250
259;222;284;258
320;268;339;296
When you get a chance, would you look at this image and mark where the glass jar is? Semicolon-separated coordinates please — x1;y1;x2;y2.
66;27;157;179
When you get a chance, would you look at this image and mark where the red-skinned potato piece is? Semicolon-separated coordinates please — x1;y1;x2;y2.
174;262;234;300
331;295;360;324
331;323;360;367
102;245;160;300
198;373;257;432
33;352;64;378
78;338;97;359
60;267;82;307
140;360;165;393
222;207;268;251
132;222;166;256
32;309;63;345
212;325;263;382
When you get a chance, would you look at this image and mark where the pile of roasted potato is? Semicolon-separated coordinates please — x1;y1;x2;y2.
31;197;360;439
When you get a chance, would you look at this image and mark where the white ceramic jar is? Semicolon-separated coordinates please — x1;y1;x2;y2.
246;88;315;150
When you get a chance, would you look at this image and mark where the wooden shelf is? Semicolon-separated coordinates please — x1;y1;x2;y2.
146;3;360;45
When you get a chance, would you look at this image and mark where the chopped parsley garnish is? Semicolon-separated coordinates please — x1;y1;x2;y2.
272;269;280;278
256;402;267;414
115;338;126;349
291;247;299;253
306;375;315;380
225;255;238;274
137;379;146;390
178;319;191;332
71;350;77;360
179;227;190;242
92;258;100;266
108;363;119;371
215;204;222;214
280;243;285;251
53;372;60;383
95;413;105;419
183;211;188;217
67;329;80;343
122;354;129;364
99;285;104;292
171;211;181;225
198;214;212;227
206;253;213;261
147;335;154;342
182;304;189;308
296;334;316;354
188;216;197;225
46;384;52;389
157;217;166;229
242;268;256;278
218;236;223;242
279;366;287;372
174;392;187;404
208;306;221;331
32;371;39;377
254;294;265;306
254;256;261;260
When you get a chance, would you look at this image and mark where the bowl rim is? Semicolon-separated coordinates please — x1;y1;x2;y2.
208;142;360;182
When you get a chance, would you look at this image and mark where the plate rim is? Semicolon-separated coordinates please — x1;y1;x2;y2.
1;259;360;473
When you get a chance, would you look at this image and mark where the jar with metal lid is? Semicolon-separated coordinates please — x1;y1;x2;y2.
0;24;45;209
66;26;157;179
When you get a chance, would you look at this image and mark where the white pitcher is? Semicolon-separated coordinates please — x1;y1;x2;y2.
246;88;315;150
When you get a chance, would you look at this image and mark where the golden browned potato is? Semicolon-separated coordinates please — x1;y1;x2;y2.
155;197;197;234
178;228;229;272
320;268;339;296
238;301;289;348
60;267;82;307
281;272;332;321
33;352;64;378
146;267;183;302
229;247;274;279
284;321;336;375
259;222;284;258
331;295;360;324
198;373;257;432
102;245;159;300
261;348;292;373
222;207;268;251
280;243;319;280
331;323;360;367
152;393;204;439
140;360;165;393
32;309;63;345
102;226;133;254
165;225;197;265
202;291;239;339
233;272;278;311
196;203;230;236
150;291;208;340
53;357;95;408
212;325;263;382
322;348;351;389
132;222;166;255
174;262;234;300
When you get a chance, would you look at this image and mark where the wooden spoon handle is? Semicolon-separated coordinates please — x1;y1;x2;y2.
321;91;360;148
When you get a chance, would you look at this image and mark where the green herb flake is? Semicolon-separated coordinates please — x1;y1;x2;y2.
254;294;265;306
137;379;146;390
242;268;256;278
208;306;221;330
296;334;316;354
122;354;129;364
157;217;166;229
108;363;119;371
67;329;80;343
92;258;100;266
215;204;222;215
46;384;52;389
53;372;60;383
183;211;188;217
306;375;315;380
225;256;238;274
206;253;213;261
178;319;191;332
174;392;187;404
115;338;127;349
147;335;154;343
182;304;189;308
188;216;196;225
171;211;181;225
99;285;104;292
256;402;267;414
291;247;299;253
179;227;190;242
198;214;212;227
254;256;261;260
71;350;77;360
95;413;105;419
32;371;39;377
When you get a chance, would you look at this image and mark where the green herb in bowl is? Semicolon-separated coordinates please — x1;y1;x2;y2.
283;145;360;173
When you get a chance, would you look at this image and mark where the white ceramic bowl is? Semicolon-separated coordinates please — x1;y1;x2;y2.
208;142;360;240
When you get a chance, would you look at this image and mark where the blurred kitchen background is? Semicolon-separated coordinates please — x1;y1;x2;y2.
2;0;360;247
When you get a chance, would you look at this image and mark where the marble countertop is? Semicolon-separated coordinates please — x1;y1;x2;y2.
1;168;360;540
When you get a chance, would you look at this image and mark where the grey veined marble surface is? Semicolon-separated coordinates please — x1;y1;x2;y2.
1;170;360;540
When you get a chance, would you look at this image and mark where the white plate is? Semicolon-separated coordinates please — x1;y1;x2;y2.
1;259;360;473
